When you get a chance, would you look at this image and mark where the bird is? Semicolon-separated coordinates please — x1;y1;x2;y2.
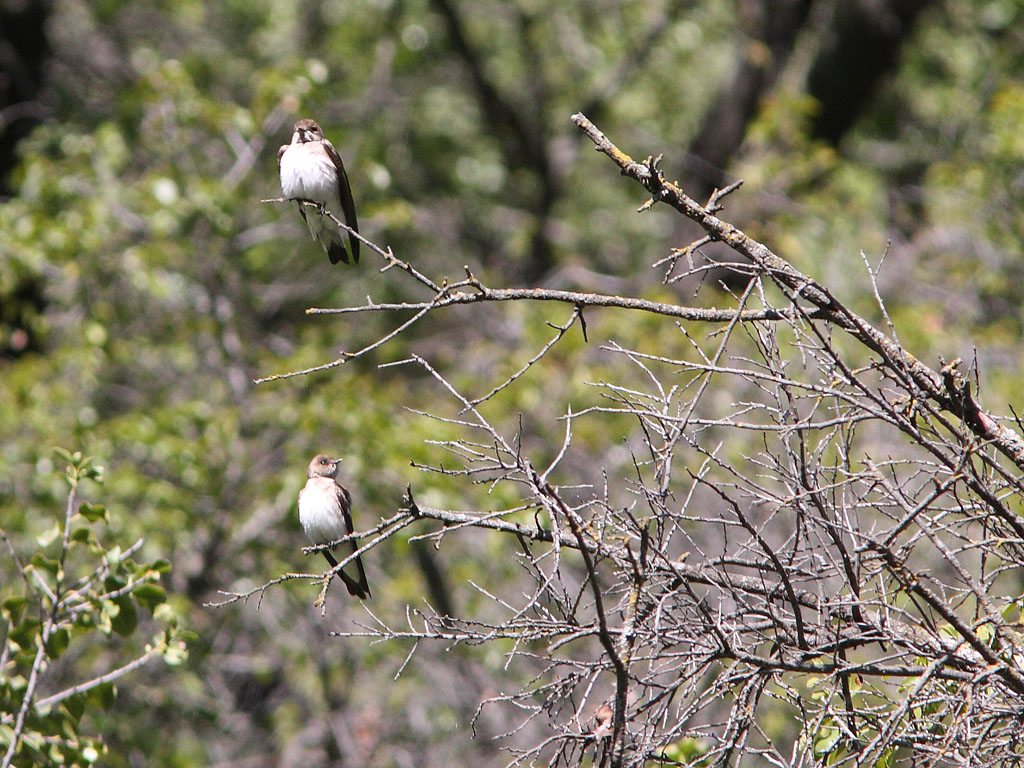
297;454;371;599
278;119;360;265
588;703;614;743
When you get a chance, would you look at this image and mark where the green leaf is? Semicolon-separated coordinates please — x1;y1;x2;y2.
658;736;709;762
77;502;108;523
110;596;138;636
70;526;93;543
45;627;70;658
82;464;104;482
162;639;189;666
133;583;167;608
86;681;116;711
153;602;177;624
19;728;44;756
51;447;74;465
7;673;28;693
64;692;86;721
977;622;994;644
52;449;104;486
2;596;28;624
30;552;60;575
97;607;112;636
813;726;841;756
101;598;120;620
105;545;123;566
8;619;42;650
36;521;61;547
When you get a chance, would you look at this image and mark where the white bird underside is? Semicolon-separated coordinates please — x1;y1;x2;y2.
278;145;346;257
298;477;348;545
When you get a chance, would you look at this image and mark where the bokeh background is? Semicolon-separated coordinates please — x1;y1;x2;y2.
2;0;1023;765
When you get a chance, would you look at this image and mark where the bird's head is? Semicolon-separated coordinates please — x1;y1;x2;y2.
292;118;324;144
307;454;341;479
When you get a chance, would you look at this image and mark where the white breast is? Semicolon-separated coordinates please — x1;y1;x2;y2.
279;145;338;204
298;478;347;544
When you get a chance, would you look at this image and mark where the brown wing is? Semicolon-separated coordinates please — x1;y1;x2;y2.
334;483;371;599
322;139;360;264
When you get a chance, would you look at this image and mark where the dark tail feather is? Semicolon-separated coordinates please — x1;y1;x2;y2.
327;241;349;265
337;170;359;264
347;231;359;265
349;542;371;599
322;550;371;599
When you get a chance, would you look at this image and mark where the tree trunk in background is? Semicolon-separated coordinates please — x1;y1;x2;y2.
687;0;934;201
807;0;935;144
687;0;813;199
0;0;51;195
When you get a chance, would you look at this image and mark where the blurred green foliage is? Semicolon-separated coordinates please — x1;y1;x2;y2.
0;450;188;768
1;0;1022;764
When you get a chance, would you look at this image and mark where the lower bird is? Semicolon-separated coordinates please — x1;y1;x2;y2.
278;118;360;265
297;454;371;599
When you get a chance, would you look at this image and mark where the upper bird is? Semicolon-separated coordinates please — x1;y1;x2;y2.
278;119;360;265
297;454;371;599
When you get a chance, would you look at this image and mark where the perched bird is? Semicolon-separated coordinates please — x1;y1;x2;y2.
278;119;360;265
297;454;371;599
589;703;614;743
